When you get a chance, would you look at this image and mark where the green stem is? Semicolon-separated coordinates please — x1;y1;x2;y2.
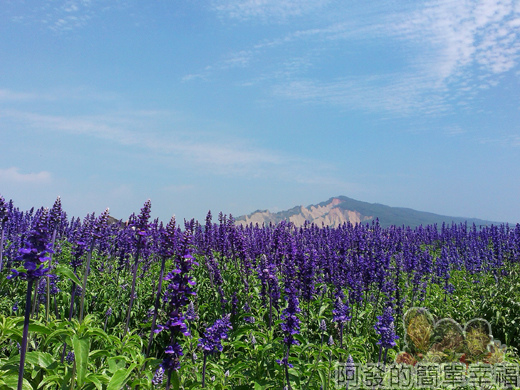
46;228;57;322
123;245;141;340
146;255;167;357
17;279;34;390
79;242;95;322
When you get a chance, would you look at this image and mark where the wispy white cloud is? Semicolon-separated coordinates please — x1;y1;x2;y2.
0;167;52;184
0;89;48;101
212;0;332;21
201;0;520;116
182;50;255;82
0;87;119;103
394;0;520;82
444;125;468;137
271;73;449;116
6;0;118;33
479;134;520;147
0;106;345;186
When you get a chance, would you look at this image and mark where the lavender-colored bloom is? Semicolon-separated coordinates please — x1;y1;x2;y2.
162;342;184;371
185;301;198;321
152;366;164;386
66;351;75;364
279;285;301;348
275;356;294;368
92;208;110;240
319;319;327;332
345;355;355;378
0;194;8;272
198;314;232;355
49;196;62;229
332;297;351;324
374;307;399;349
158;230;198;374
13;301;19;312
0;195;8;224
8;208;52;281
105;307;112;317
37;275;60;303
328;335;334;346
132;199;152;239
243;303;255;323
231;292;238;317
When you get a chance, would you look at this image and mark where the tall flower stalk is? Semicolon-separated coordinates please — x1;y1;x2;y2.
46;196;61;321
277;248;300;390
7;208;52;390
146;215;176;357
374;306;399;364
155;228;197;389
123;200;151;339
79;208;109;322
0;194;9;272
199;315;232;388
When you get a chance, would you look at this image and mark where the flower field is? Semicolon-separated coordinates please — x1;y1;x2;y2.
1;195;520;389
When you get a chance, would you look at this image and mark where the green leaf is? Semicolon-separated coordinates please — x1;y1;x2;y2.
3;374;33;390
107;357;127;374
106;363;137;390
171;370;180;390
24;351;54;369
253;379;272;390
85;373;106;390
72;334;90;387
55;265;82;286
89;349;110;360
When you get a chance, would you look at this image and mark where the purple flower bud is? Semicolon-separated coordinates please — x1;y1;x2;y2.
152;366;164;385
66;351;75;364
319;319;327;332
198;314;232;355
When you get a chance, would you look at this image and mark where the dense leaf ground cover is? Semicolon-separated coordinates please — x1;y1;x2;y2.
0;195;519;389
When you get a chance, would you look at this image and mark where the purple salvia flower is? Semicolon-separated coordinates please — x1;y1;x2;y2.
198;314;232;355
0;194;9;272
185;301;198;321
374;306;399;364
133;199;152;239
157;229;198;384
66;351;75;364
123;200;152;340
319;319;327;332
49;196;62;230
0;195;8;224
199;314;232;388
243;302;255;324
279;285;301;347
147;216;176;357
152;366;164;386
9;208;52;390
8;208;52;281
278;244;301;390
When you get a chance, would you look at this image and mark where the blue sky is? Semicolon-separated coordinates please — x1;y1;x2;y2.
1;0;519;224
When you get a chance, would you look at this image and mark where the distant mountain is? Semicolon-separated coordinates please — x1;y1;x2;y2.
235;196;497;228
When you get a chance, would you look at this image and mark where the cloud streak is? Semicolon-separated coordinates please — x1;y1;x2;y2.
0;106;345;186
212;0;332;21
0;167;52;184
199;0;520;116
